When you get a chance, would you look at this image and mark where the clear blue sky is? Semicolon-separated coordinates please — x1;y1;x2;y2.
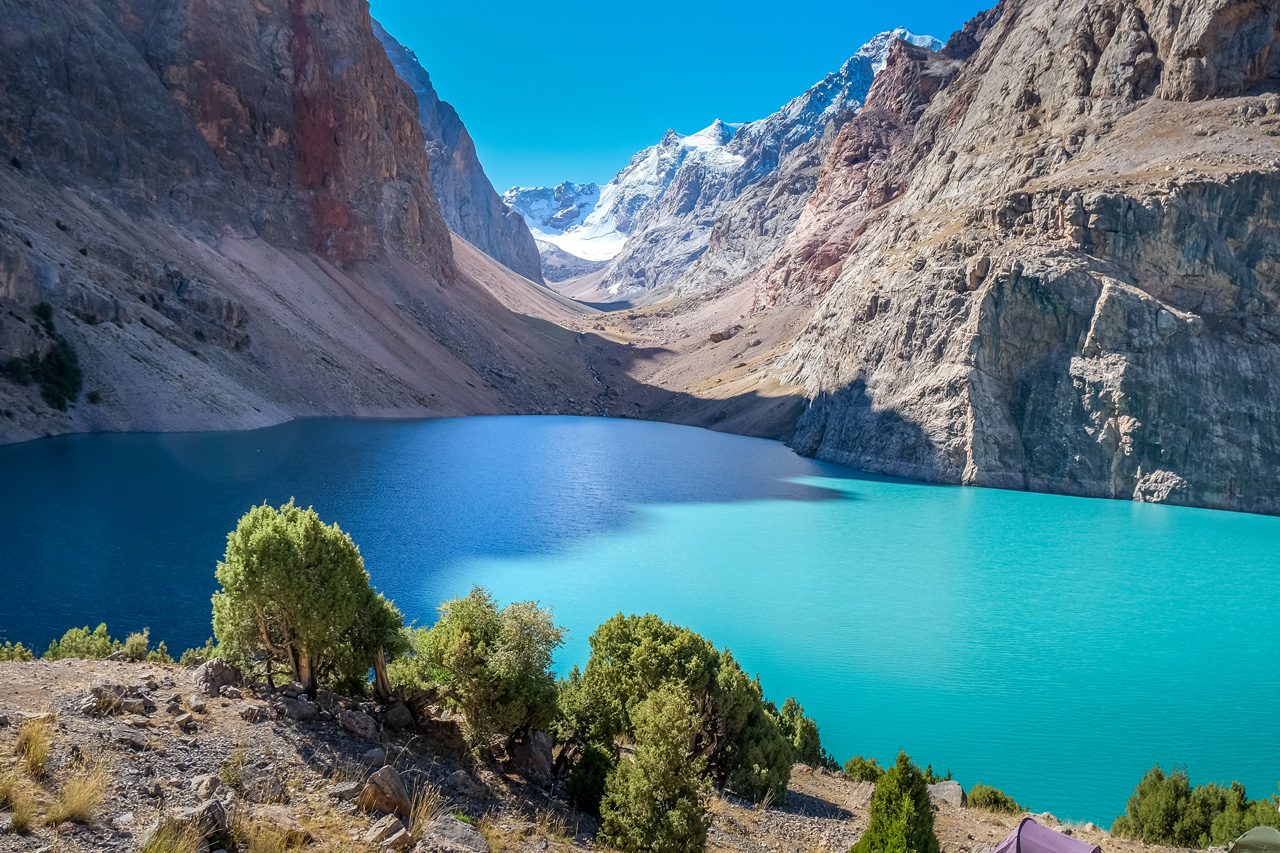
368;0;991;192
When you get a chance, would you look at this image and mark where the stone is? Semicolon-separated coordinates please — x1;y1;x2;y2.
338;709;380;741
278;697;318;722
506;730;553;787
192;774;222;801
189;695;208;713
363;747;387;766
252;805;312;844
383;702;414;731
220;686;243;699
125;715;151;728
928;780;967;808
114;729;147;751
238;703;264;723
364;814;405;844
194;659;241;697
445;769;485;800
175;712;195;730
330;781;363;801
104;650;129;661
417;816;490;853
240;769;286;805
279;681;306;698
382;828;414;850
358;766;412;817
121;697;148;715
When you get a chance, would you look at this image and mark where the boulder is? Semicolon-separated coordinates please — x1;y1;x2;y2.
382;828;414;850
418;816;490;853
364;814;405;844
278;697;318;722
121;697;148;715
138;799;227;847
383;702;414;731
506;731;553;787
188;695;208;713
445;769;485;800
238;704;265;723
219;686;243;699
279;681;306;698
114;729;147;751
191;774;222;801
358;766;411;817
330;781;363;801
252;805;312;844
363;747;387;766
338;709;380;741
193;659;241;697
928;780;967;808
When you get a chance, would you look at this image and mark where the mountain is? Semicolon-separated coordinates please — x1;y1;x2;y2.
504;28;943;298
372;21;543;283
0;0;598;444
752;0;1280;514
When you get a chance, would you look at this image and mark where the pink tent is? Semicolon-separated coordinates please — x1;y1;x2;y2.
993;819;1102;853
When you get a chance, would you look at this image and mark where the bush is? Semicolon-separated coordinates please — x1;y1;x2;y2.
45;624;121;660
0;641;33;661
775;696;838;770
179;639;219;667
46;763;107;825
15;715;51;777
968;783;1022;814
573;613;799;805
392;586;563;749
599;686;712;853
566;742;615;818
851;751;941;853
845;755;885;783
1111;767;1280;847
124;629;151;662
211;500;406;694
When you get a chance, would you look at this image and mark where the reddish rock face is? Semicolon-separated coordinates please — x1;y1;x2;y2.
1;0;453;272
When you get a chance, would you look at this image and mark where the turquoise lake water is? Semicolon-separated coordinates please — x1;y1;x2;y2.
0;415;1276;823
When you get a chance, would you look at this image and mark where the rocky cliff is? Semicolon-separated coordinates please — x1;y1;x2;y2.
0;0;596;443
766;0;1280;513
372;21;544;283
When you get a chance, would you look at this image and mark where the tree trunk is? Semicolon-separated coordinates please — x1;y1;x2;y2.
372;647;392;699
297;652;315;694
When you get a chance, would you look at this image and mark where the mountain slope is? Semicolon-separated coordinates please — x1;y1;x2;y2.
0;0;596;443
372;20;544;284
762;0;1280;513
505;28;942;301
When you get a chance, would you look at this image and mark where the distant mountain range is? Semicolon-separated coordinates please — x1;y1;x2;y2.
503;28;943;300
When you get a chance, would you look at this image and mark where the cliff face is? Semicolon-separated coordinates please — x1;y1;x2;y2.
0;0;595;443
372;21;544;283
772;0;1280;513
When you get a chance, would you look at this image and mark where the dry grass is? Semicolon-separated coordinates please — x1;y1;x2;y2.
477;814;508;852
15;715;52;777
233;812;308;853
220;745;249;788
6;784;39;834
476;809;571;851
137;820;204;853
533;809;570;842
409;782;450;837
46;762;108;826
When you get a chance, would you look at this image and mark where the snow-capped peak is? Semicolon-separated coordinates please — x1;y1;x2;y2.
851;26;945;74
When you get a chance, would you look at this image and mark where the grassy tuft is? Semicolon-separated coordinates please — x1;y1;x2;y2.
138;820;204;853
6;786;38;834
15;715;52;777
410;783;449;838
46;763;108;826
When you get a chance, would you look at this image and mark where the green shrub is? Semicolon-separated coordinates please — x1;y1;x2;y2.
571;613;799;805
775;696;838;770
0;641;33;661
179;639;219;666
45;624;121;660
922;765;950;784
968;783;1022;814
1111;767;1280;847
851;751;941;853
845;755;885;783
212;500;407;694
599;686;711;853
392;586;563;749
124;629;150;661
147;641;173;664
566;742;615;818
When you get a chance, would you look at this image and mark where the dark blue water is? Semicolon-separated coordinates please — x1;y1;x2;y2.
1;416;1277;824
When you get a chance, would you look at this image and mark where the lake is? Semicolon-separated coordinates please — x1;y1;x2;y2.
1;415;1277;824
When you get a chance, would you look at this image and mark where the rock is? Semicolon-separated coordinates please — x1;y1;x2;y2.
1084;823;1098;833
278;697;318;722
252;805;312;844
330;781;363;801
175;712;195;730
189;695;208;713
383;702;414;731
338;709;380;741
194;659;241;697
238;704;264;723
965;254;990;290
114;729;147;751
709;325;743;343
358;766;412;817
417;816;490;853
138;800;227;846
506;730;553;787
279;681;305;698
363;747;387;766
315;691;341;711
929;780;967;808
445;769;485;800
166;702;182;715
120;697;148;715
220;686;243;699
104;650;129;661
240;769;286;805
382;828;414;850
192;774;222;801
125;715;151;728
364;814;405;844
792;763;814;774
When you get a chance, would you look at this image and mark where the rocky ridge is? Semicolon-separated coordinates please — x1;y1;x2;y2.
372;21;544;284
